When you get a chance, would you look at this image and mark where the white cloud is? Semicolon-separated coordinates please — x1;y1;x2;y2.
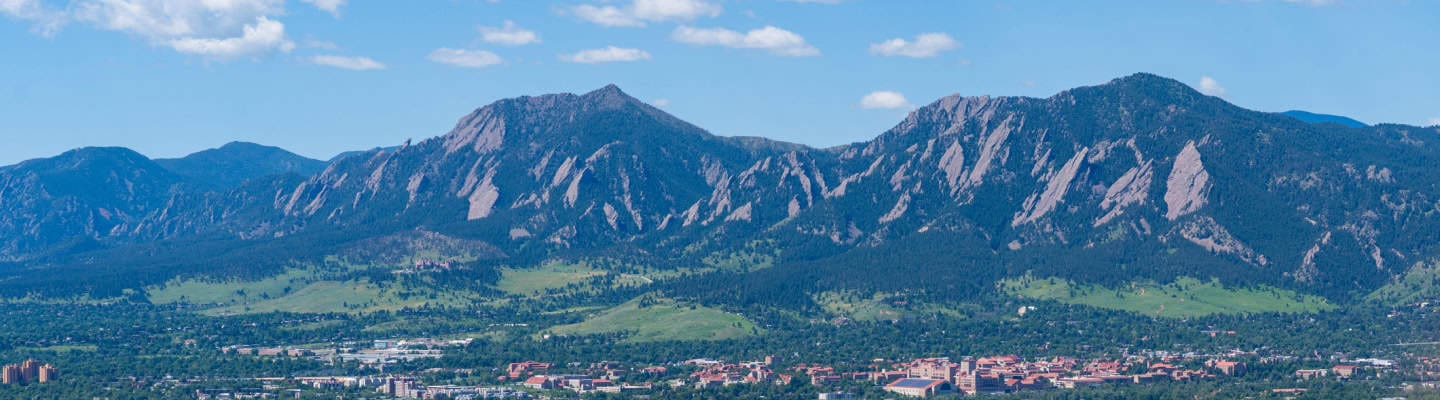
168;16;295;58
0;0;66;34
651;98;671;107
1197;76;1226;96
572;5;641;27
427;48;503;68
860;91;910;110
1428;118;1440;127
38;0;297;58
572;0;721;28
76;0;284;38
479;20;539;46
300;0;345;17
671;25;819;57
869;33;959;58
310;54;384;70
561;46;652;63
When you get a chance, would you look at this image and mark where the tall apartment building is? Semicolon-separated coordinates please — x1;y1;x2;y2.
19;359;39;382
1;360;57;385
1;364;19;385
38;364;58;383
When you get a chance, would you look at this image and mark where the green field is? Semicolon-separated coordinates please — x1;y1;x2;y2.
1001;276;1335;318
207;279;476;315
814;291;904;321
147;266;478;315
547;296;761;342
1369;260;1440;305
493;261;657;297
13;344;98;353
494;262;607;296
147;267;322;306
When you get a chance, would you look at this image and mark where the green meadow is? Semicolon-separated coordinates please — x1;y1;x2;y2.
1001;276;1335;318
547;296;761;342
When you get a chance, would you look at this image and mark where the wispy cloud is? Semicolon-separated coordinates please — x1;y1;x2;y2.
310;54;385;70
1198;76;1226;96
1428;117;1440;127
869;33;959;58
479;20;539;46
300;0;346;17
561;46;652;63
428;48;503;68
860;91;911;109
0;0;66;35
2;0;298;58
572;0;721;28
671;25;819;57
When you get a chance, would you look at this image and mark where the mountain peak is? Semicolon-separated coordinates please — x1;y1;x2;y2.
580;84;640;109
1087;72;1198;95
217;141;271;150
43;147;153;168
590;83;624;95
155;142;324;189
1047;72;1213;110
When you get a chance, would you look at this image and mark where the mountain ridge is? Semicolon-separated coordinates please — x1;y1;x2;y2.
154;141;326;189
3;73;1439;305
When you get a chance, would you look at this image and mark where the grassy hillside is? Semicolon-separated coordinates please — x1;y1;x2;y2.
547;296;760;342
1001;276;1335;318
494;262;607;296
1369;260;1440;305
147;266;478;315
147;267;320;306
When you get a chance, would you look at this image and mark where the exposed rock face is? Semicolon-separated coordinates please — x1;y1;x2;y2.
1295;231;1333;282
465;169;500;220
963;115;1014;193
1164;141;1210;220
1172;216;1268;266
1096;160;1153;226
6;74;1440;303
1013;147;1088;226
443;108;506;154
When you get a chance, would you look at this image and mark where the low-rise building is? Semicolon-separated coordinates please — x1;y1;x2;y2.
1296;369;1329;380
884;378;955;398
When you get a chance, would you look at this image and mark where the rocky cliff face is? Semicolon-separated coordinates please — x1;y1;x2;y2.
5;74;1440;300
268;85;831;251
736;73;1440;298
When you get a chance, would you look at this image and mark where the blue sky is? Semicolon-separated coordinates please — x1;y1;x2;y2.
1;0;1437;165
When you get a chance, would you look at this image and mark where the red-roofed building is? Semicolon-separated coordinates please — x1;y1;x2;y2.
957;372;1006;395
508;361;551;378
1210;360;1244;376
522;375;554;390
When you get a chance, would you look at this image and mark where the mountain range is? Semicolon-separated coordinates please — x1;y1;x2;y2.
3;73;1438;305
